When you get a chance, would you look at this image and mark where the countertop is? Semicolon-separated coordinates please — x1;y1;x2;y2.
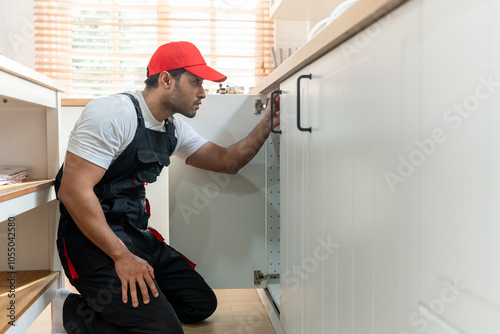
249;0;410;96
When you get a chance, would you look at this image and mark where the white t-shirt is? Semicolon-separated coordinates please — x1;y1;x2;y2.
67;90;208;169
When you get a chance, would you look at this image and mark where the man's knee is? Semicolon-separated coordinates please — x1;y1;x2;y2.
179;289;217;324
138;313;184;334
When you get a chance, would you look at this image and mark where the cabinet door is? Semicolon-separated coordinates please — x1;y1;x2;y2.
299;1;422;333
168;94;266;289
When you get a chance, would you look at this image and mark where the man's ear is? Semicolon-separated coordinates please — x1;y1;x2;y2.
159;71;174;89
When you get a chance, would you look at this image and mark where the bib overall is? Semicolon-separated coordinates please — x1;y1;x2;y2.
55;93;216;334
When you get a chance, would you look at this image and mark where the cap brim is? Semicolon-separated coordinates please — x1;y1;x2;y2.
185;64;227;83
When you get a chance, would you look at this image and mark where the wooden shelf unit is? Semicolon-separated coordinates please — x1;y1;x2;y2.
0;55;63;333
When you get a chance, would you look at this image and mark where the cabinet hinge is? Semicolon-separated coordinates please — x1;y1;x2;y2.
254;99;266;114
254;270;280;285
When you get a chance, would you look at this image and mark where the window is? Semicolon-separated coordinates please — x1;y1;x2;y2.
34;0;274;98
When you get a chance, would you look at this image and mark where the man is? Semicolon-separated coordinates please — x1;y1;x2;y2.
52;41;280;333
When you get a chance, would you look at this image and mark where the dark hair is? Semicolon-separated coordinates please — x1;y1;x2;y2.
144;68;187;89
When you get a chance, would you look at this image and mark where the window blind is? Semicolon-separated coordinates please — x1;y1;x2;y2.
34;0;275;98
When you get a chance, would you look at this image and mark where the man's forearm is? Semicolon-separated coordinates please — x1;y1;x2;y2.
185;94;280;174
223;115;272;174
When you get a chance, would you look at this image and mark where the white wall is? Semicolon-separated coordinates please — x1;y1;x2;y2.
274;20;310;66
0;0;5;54
1;0;36;68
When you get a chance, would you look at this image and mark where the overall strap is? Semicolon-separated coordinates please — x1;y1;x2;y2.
121;92;175;129
120;92;144;126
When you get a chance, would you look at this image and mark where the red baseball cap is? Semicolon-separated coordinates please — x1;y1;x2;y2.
147;41;227;83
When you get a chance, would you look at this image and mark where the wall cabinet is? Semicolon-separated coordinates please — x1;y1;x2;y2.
0;56;62;333
270;0;344;21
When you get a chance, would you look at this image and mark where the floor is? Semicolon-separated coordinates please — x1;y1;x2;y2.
26;289;276;334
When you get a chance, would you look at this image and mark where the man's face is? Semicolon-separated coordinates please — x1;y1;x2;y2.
164;71;206;118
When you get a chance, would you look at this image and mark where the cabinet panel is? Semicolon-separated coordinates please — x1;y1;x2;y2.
305;72;328;334
279;0;422;333
169;95;266;289
279;76;293;334
0;108;48;179
280;68;312;334
417;0;500;332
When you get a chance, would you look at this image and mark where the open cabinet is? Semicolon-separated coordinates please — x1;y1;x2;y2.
168;94;284;331
168;95;270;288
0;56;63;333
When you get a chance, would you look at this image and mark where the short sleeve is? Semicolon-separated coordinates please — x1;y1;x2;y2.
66;95;137;169
172;116;208;163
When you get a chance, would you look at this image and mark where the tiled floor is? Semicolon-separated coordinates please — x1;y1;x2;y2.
25;289;276;334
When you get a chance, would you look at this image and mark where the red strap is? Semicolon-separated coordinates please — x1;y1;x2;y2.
145;198;151;218
148;227;164;242
147;227;196;269
63;238;80;284
175;250;196;269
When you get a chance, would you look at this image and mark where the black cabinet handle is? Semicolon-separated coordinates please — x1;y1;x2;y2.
297;74;312;132
270;90;282;134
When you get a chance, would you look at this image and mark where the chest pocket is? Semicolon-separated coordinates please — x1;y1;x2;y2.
135;149;171;183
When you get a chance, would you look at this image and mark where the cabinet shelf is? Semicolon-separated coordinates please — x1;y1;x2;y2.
0;180;56;223
0;270;59;333
0;180;55;204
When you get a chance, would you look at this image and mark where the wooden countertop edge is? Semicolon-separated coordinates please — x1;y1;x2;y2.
61;98;92;107
249;0;410;95
0;179;55;203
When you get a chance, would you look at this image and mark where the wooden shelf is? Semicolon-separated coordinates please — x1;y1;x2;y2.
0;271;59;333
0;179;56;223
0;180;55;204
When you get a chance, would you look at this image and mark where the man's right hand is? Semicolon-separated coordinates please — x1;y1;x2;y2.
114;252;159;307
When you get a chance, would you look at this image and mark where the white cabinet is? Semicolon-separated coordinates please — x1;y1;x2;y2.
277;0;500;333
0;56;63;333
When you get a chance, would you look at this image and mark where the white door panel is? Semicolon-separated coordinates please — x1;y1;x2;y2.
418;0;500;332
279;75;295;334
168;94;266;289
280;67;312;334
